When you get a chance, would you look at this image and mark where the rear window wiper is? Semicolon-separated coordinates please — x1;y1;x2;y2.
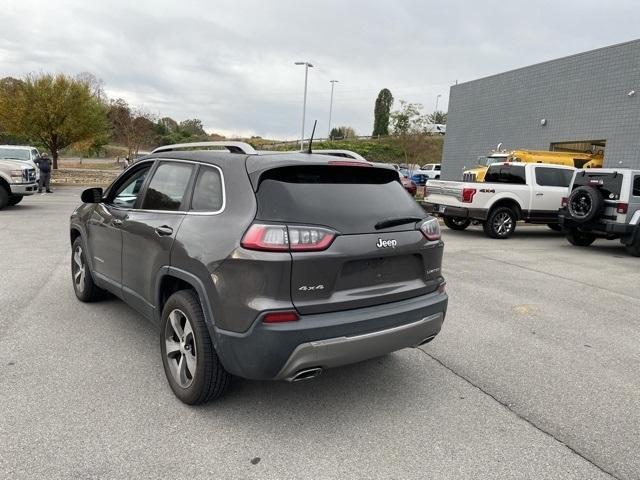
375;216;423;230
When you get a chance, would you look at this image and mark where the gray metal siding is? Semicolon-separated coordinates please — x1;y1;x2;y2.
442;40;640;180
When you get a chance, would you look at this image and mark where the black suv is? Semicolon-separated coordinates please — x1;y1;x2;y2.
70;142;448;404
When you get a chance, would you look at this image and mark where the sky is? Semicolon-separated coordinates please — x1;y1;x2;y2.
1;0;638;140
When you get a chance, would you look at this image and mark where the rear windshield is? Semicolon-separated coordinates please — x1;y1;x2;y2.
572;171;623;200
485;164;527;184
255;166;425;234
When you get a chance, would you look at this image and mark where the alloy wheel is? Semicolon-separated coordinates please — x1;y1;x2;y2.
493;212;514;236
164;309;197;388
73;246;86;293
570;193;592;218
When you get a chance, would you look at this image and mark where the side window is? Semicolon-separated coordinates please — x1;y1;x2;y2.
485;165;526;184
111;165;152;209
141;162;194;211
435;165;441;171
191;166;224;212
633;176;640;197
31;149;39;159
535;167;573;187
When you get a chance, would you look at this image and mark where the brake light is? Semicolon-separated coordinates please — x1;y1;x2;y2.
462;188;477;203
561;197;568;207
263;310;300;323
419;217;441;241
241;223;337;252
616;202;628;214
327;160;372;167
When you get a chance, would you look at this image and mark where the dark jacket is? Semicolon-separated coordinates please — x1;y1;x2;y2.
35;157;52;173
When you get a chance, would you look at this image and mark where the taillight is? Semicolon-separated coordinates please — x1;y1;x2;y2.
561;197;568;207
438;282;447;294
462;188;477;203
419;217;441;241
616;202;628;214
263;310;300;323
241;223;336;252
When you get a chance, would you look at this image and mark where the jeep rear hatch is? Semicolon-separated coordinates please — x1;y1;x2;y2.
250;165;444;314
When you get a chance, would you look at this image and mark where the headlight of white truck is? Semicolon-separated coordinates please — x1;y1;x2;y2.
10;170;26;183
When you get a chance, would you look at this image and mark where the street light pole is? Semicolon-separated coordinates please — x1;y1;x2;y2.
435;94;442;113
295;61;313;149
327;80;338;139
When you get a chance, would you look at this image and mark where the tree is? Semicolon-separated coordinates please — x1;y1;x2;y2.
107;98;155;157
0;73;107;169
390;101;432;164
329;126;356;140
372;88;393;136
428;110;447;124
179;118;206;137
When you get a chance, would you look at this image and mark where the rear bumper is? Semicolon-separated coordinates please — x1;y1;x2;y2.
9;183;38;195
422;202;487;221
559;211;639;244
214;290;448;380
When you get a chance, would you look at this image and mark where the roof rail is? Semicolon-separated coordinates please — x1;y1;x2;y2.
152;141;257;155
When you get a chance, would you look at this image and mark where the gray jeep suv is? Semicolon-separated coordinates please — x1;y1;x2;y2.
69;142;448;404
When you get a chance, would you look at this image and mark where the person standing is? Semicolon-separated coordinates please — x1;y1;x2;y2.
35;152;53;193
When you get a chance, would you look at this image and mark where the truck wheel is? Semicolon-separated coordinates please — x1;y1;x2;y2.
71;237;107;302
0;186;8;210
547;223;562;232
624;237;640;257
161;290;230;404
483;207;517;239
443;216;471;230
8;195;23;206
566;228;596;247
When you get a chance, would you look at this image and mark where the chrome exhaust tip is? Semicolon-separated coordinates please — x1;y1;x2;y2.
417;334;437;346
289;367;323;382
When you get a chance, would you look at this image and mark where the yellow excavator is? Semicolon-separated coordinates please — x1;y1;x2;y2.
463;148;604;182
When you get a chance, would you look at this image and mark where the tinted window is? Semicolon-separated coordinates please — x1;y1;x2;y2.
256;166;425;234
434;165;441;171
111;165;151;209
633;176;640;197
535;167;573;187
572;171;623;200
485;165;526;184
141;162;193;211
191;166;224;211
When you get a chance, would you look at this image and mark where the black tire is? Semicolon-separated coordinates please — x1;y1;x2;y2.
625;237;640;257
443;216;471;230
566;228;596;247
567;186;604;223
547;223;562;232
160;290;230;404
483;206;517;239
0;186;8;210
71;237;107;302
8;195;23;206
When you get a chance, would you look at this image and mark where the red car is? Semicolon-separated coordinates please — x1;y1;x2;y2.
401;175;417;196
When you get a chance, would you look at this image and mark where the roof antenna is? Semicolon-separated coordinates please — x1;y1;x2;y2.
307;120;317;154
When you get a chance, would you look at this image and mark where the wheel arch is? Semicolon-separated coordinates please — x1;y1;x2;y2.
155;267;217;334
487;198;523;220
0;176;11;195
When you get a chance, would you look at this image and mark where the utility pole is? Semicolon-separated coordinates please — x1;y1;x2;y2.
435;94;442;113
327;80;339;139
295;61;314;149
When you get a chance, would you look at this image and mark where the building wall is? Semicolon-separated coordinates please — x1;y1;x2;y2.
442;40;640;180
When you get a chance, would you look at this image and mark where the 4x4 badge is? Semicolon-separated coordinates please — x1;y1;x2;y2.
376;238;397;248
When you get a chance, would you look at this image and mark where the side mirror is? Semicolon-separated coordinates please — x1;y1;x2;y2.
81;187;104;203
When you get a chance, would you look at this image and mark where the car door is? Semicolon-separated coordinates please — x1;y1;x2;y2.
120;160;196;320
85;162;153;293
530;166;574;221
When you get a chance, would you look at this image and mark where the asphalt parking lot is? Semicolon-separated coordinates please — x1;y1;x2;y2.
1;187;638;480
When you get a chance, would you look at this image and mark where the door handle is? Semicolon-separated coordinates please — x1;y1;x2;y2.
536;193;544;196
155;225;174;236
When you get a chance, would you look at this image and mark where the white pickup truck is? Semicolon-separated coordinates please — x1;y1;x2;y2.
423;162;575;238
